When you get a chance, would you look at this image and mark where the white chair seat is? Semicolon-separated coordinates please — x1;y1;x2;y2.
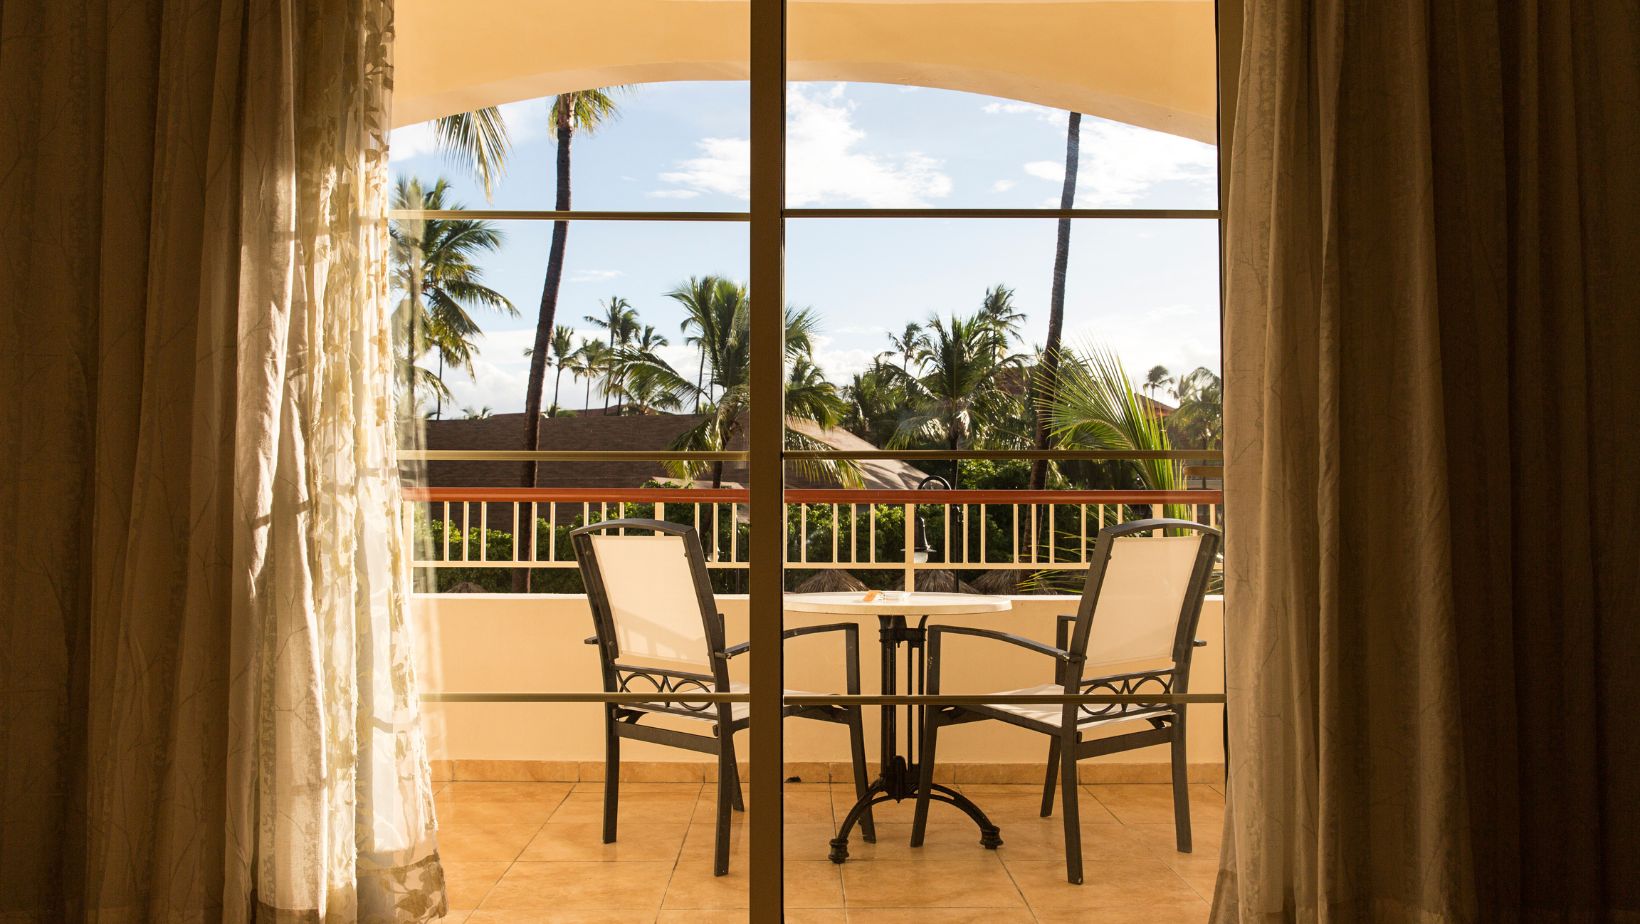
981;683;1172;729
640;681;825;722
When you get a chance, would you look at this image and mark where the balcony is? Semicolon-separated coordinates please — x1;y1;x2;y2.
407;484;1224;920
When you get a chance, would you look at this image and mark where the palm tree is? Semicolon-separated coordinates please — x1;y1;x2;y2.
1170;366;1222;449
978;284;1025;350
620;277;857;488
1030;110;1082;490
521;88;624;486
586;295;638;412
674;276;746;411
1143;365;1174;399
886;311;1027;487
547;325;576;416
390;177;515;419
461;405;494;419
886;322;926;376
1045;343;1186;518
432;108;512;200
573;339;609;414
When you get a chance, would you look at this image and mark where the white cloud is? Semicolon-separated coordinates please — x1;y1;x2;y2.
569;269;624;284
646;188;703;200
389;122;439;160
655;84;953;207
982;100;1065;123
1019;119;1216;207
991;179;1017;193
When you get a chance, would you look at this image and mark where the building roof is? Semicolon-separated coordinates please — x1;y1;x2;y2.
413;412;928;491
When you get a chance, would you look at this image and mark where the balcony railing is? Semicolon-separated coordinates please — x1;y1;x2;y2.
402;487;1222;591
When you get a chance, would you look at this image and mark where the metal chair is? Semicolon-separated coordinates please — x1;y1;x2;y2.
571;518;876;876
909;518;1221;884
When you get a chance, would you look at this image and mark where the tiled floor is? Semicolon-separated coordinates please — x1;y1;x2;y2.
438;780;1224;922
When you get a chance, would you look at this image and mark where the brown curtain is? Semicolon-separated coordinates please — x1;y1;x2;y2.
0;1;445;920
1215;1;1640;921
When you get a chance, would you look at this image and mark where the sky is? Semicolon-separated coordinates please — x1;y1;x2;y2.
388;81;1221;416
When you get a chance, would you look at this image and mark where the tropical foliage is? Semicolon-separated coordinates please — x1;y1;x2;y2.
389;177;515;419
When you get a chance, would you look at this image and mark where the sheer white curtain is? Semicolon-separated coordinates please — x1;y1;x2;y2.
1;1;445;919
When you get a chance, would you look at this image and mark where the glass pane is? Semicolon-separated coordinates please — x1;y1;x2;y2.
785;0;1219;209
779;217;1223;921
392;0;749;212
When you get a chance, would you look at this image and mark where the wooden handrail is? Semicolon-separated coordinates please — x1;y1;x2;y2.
401;486;1223;505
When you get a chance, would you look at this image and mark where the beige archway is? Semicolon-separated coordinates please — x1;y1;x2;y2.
395;0;1217;141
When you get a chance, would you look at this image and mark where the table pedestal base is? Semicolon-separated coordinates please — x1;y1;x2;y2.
828;755;1003;863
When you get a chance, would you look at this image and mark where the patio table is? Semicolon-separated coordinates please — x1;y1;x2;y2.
784;591;1012;862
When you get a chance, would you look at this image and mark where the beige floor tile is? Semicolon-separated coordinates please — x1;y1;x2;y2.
1005;856;1204;912
974;791;1119;824
1157;853;1223;901
442;861;512;911
840;858;1025;909
437;801;566;825
1082;784;1224;827
480;860;672;912
827;823;1002;863
991;819;1154;863
1128;820;1222;859
845;909;1036;924
651;911;845;924
438;782;576;804
677;822;844;864
519;821;688;862
661;860;844;910
438;822;545;862
693;791;833;825
553;790;700;825
1032;899;1211;924
956;783;1049;795
573;782;706;796
465;911;658;924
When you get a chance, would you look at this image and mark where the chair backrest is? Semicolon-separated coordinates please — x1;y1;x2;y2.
571;519;720;672
1067;519;1221;679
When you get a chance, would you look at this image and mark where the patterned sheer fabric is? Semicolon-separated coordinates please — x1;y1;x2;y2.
0;1;444;920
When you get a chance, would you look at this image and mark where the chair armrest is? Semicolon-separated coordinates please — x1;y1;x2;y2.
927;625;1075;662
720;623;862;694
583;635;600;646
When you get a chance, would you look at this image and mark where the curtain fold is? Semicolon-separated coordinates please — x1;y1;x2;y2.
0;1;445;920
1215;1;1639;921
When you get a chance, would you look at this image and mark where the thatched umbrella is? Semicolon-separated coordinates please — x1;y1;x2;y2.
793;570;869;593
912;569;983;594
971;569;1023;595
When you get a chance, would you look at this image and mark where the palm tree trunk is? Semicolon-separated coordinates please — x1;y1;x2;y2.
695;350;706;412
517;100;575;592
1030;111;1080;491
521;103;574;488
435;352;445;420
551;366;565;416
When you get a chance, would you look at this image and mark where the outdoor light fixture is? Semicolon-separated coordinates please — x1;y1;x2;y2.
911;474;952;564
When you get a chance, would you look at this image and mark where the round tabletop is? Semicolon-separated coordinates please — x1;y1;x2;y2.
783;591;1013;616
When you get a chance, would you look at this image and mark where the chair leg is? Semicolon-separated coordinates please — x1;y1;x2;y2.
846;706;877;842
1170;713;1193;853
1059;732;1083;884
715;728;735;876
1041;737;1060;817
728;748;747;814
909;708;943;847
603;710;620;844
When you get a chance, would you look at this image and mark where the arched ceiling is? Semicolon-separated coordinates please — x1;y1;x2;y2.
395;0;1218;142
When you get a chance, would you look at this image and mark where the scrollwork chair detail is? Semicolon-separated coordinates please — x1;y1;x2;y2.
909;518;1221;885
571;519;875;876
